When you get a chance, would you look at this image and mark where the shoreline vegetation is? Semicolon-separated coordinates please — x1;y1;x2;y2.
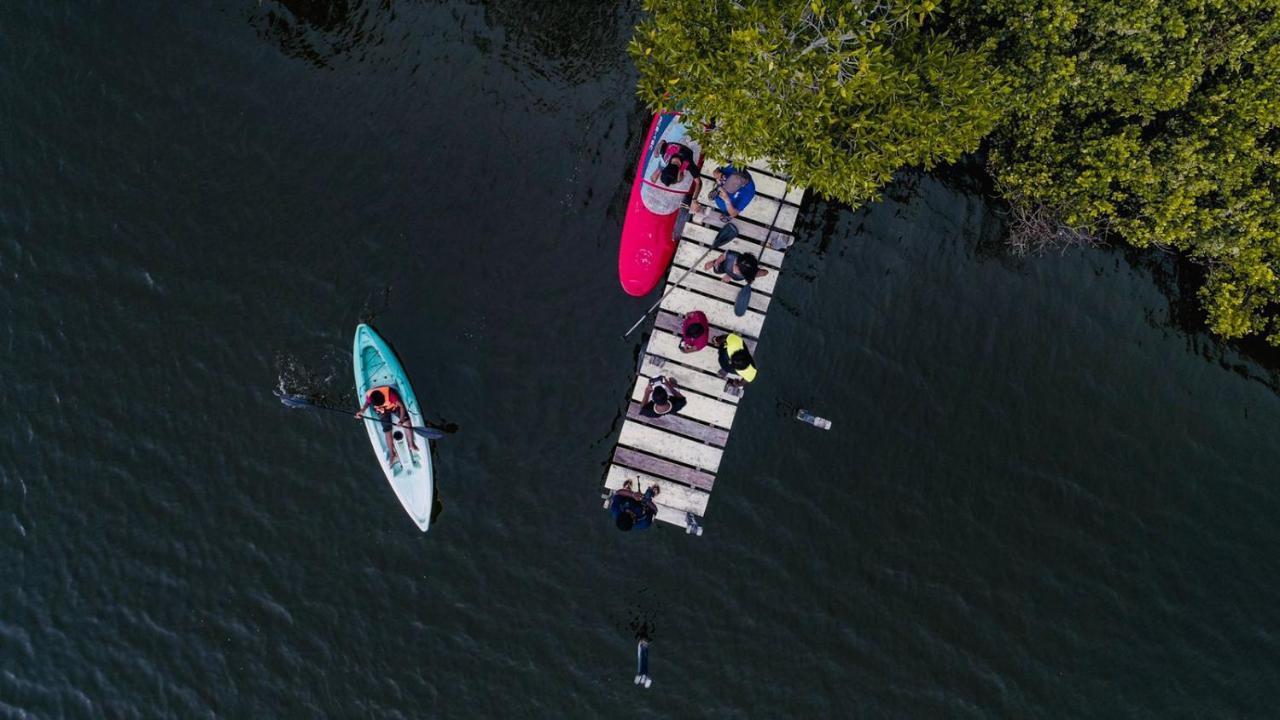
630;0;1280;347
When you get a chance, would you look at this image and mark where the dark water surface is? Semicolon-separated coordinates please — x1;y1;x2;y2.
3;2;1280;717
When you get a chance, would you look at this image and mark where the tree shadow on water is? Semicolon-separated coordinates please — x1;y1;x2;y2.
251;0;396;69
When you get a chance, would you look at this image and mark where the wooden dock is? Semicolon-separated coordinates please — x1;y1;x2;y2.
603;160;804;534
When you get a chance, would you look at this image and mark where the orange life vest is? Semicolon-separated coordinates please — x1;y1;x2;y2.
366;386;401;413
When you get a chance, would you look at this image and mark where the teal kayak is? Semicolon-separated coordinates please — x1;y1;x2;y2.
352;323;434;531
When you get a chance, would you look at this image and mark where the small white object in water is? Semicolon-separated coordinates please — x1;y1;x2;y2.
796;409;832;430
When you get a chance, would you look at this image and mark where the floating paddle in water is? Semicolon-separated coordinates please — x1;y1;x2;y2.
796;408;833;430
622;222;740;339
634;638;652;689
275;389;448;440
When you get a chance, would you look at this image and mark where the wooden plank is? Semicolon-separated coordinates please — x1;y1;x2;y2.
689;212;786;246
666;274;772;314
669;249;778;300
613;446;716;491
698;167;795;206
647;330;730;376
672;242;780;295
601;493;695;529
702;160;805;205
631;376;737;429
654;311;758;352
626;401;729;447
690;192;798;232
661;287;765;339
681;223;788;267
639;353;738;404
618;422;723;472
605;465;710;516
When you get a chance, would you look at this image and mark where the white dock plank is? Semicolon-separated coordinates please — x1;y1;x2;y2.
689;193;798;232
702;159;805;205
601;492;695;529
672;243;780;295
630;376;738;429
661;287;765;339
667;274;772;313
605;465;710;516
639;352;737;403
618;422;722;473
646;330;729;377
681;224;788;268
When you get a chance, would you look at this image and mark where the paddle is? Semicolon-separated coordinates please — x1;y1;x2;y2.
732;182;790;317
621;222;740;339
274;389;448;440
734;283;752;316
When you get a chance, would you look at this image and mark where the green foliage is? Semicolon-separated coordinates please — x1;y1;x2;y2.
632;0;1280;344
629;0;1007;203
954;0;1280;343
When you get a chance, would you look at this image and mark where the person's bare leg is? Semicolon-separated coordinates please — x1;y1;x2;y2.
383;429;399;464
401;410;420;451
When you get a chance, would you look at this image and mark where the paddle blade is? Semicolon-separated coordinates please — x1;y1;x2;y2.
712;222;739;248
734;285;751;316
412;426;447;441
274;389;315;409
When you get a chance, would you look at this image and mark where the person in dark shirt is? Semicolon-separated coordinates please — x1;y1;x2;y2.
610;482;661;531
640;375;687;418
704;250;767;284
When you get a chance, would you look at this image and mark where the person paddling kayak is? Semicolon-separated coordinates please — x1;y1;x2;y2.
355;386;419;463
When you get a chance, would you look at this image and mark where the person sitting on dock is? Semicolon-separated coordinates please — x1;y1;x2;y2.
679;311;710;353
355;386;419;463
695;165;755;222
703;250;768;284
710;333;757;385
610;481;661;532
640;375;687;418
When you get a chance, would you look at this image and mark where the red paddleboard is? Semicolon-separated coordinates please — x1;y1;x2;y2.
618;112;703;296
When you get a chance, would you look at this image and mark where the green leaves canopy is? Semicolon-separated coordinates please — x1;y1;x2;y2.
632;0;1280;346
629;0;1006;203
959;0;1280;343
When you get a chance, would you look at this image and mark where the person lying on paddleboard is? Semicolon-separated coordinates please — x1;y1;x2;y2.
610;482;660;532
710;333;757;387
703;250;767;284
640;376;687;418
694;165;755;222
649;141;700;188
643;140;702;215
354;386;419;463
678;311;710;353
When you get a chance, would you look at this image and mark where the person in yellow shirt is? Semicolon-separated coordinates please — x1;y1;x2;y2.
710;333;756;386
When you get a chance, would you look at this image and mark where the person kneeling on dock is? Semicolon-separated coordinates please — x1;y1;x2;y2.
610;482;661;532
640;375;687;418
711;333;757;386
704;250;767;284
